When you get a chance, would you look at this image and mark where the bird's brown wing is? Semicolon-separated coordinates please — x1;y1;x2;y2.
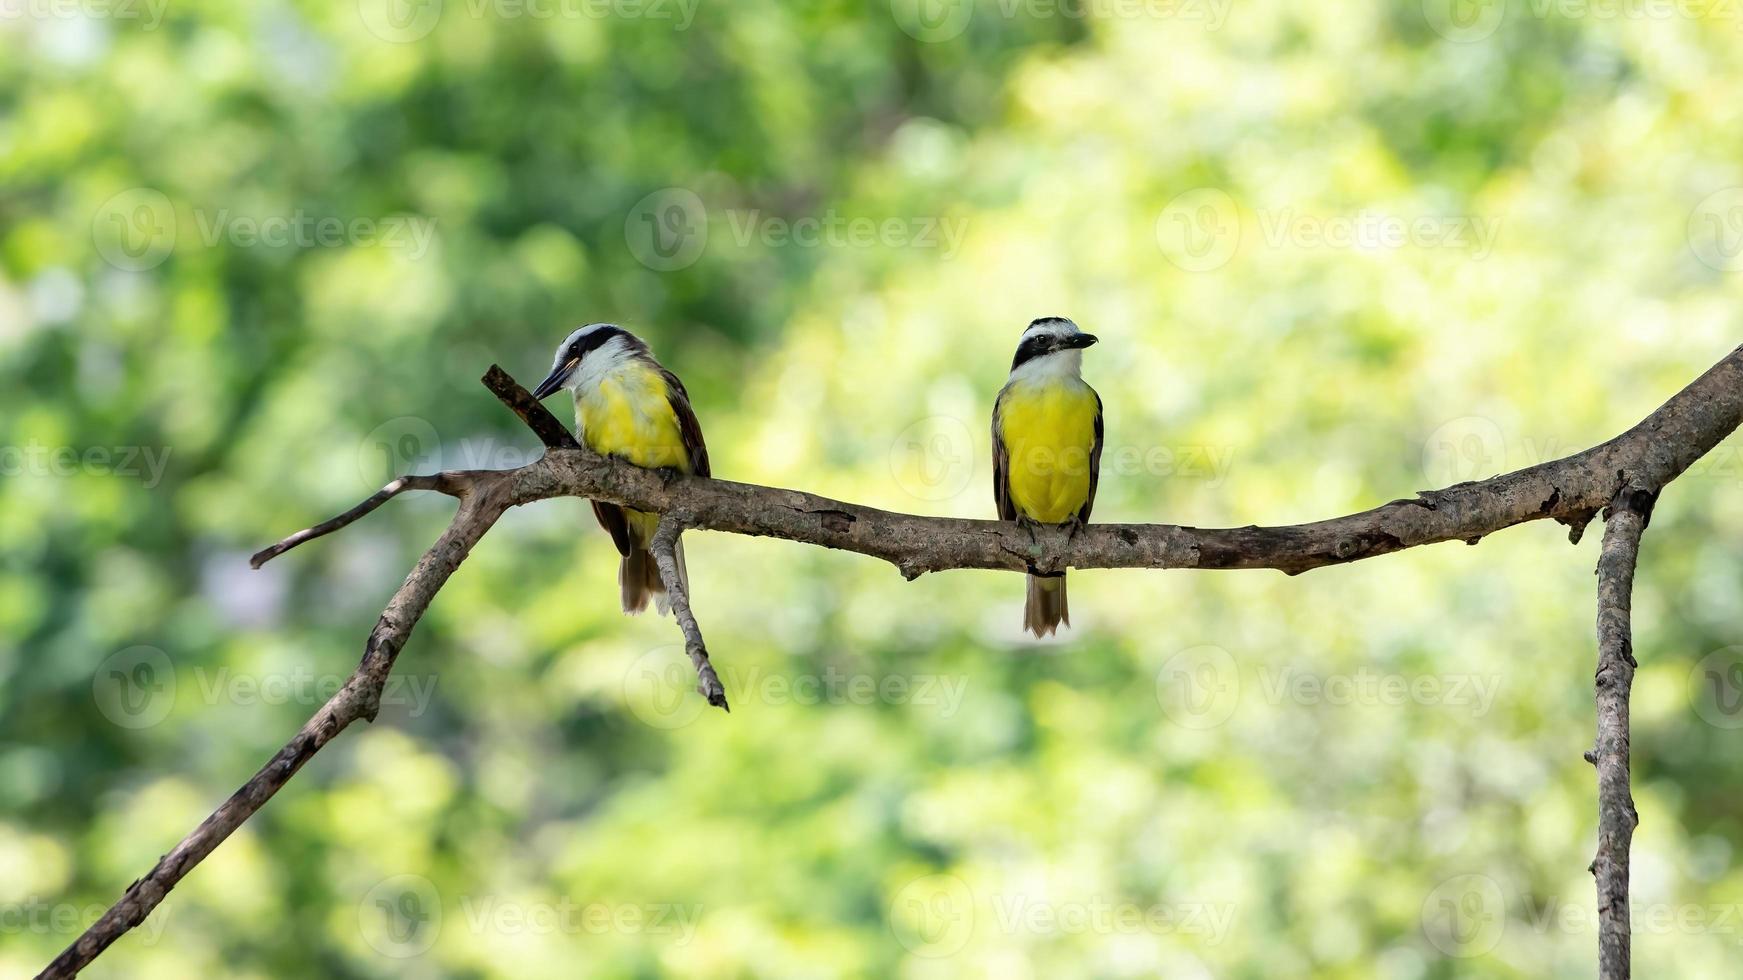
1078;388;1103;524
992;387;1016;522
660;365;711;478
591;501;633;557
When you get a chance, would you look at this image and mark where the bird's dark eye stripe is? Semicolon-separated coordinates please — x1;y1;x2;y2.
568;326;625;362
1010;335;1053;371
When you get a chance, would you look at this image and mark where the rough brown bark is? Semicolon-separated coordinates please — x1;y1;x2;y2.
491;350;1743;578
37;344;1743;979
650;517;729;709
1589;492;1649;979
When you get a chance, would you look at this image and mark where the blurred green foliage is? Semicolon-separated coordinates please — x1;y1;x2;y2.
5;1;1743;977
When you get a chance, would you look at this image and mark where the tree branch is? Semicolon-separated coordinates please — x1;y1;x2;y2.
1589;490;1650;980
482;363;581;451
650;517;729;710
41;343;1743;978
249;471;476;568
38;480;514;979
496;345;1743;577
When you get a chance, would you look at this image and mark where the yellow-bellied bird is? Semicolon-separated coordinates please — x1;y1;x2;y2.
992;317;1102;637
532;323;710;615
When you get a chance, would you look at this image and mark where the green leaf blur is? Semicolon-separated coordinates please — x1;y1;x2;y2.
4;1;1743;977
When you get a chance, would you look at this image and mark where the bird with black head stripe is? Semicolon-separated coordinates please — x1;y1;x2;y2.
531;323;709;615
992;317;1103;637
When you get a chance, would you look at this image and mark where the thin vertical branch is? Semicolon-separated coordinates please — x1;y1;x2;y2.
650;517;728;710
1589;490;1651;980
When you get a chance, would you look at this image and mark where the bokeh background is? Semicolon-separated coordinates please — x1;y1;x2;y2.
5;0;1743;976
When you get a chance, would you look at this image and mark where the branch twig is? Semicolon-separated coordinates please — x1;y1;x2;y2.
1589;490;1651;980
483;363;581;451
38;481;513;980
249;472;474;567
40;344;1743;978
650;517;729;710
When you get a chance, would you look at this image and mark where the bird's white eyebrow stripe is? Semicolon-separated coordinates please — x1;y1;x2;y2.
1022;316;1078;337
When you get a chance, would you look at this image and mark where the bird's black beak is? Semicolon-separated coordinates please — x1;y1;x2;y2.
1062;333;1099;350
531;360;575;400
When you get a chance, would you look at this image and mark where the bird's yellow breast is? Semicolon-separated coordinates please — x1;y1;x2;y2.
999;379;1098;524
574;363;691;473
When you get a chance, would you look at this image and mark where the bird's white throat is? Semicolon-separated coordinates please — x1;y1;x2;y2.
1008;348;1084;385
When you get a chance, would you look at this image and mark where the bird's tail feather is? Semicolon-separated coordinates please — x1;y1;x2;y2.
1024;573;1069;637
619;547;666;615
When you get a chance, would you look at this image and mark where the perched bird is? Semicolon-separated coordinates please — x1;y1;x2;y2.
531;323;709;614
991;317;1103;637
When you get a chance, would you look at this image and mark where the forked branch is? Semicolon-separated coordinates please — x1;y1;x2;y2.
39;345;1743;979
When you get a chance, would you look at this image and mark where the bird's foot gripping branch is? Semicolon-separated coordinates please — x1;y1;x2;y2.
38;345;1743;980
